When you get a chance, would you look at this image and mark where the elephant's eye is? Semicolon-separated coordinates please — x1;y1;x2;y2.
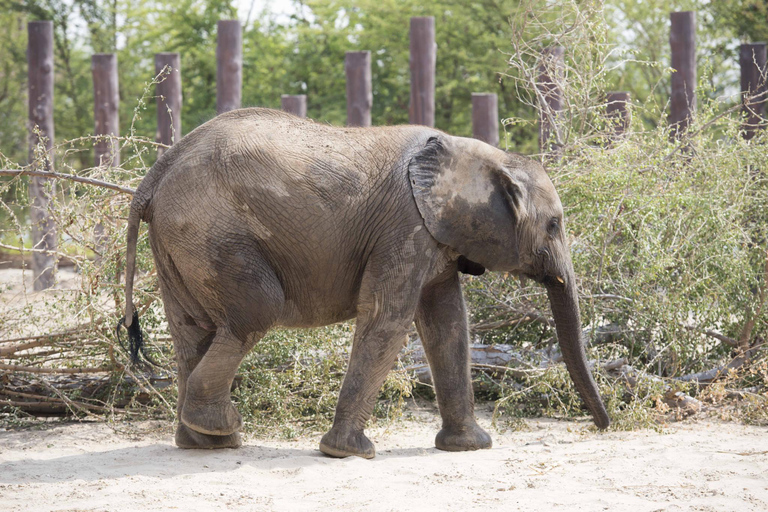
547;218;560;235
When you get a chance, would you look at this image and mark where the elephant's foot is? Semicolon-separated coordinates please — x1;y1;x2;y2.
435;423;492;452
180;398;243;436
175;422;242;449
319;426;375;459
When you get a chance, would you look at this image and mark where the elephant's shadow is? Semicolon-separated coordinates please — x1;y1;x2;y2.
0;440;439;484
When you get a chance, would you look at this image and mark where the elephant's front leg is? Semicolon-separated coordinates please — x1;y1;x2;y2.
415;268;492;452
320;255;425;459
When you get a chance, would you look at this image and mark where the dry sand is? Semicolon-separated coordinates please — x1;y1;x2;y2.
2;268;767;511
1;406;767;512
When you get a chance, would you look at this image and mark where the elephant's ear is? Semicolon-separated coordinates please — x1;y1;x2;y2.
408;135;527;271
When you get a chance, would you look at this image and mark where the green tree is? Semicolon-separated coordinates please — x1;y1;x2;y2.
605;0;744;128
259;0;536;151
710;0;768;42
0;11;28;167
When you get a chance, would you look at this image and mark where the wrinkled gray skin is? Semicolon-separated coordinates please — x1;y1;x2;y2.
123;108;609;458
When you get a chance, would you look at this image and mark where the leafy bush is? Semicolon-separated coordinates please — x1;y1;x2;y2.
2;1;767;433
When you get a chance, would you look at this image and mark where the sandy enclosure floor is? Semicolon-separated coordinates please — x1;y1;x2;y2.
0;407;767;512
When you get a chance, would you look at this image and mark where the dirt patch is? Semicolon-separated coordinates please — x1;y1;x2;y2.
0;407;766;511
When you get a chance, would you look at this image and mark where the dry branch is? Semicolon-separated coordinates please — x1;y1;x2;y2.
471;312;554;332
675;357;746;384
0;168;136;195
683;325;739;348
0;363;111;374
610;362;703;415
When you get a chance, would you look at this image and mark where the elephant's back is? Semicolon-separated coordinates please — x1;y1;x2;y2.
142;108;430;329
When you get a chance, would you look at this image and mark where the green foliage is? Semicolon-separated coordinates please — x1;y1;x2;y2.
2;0;768;434
0;11;27;167
710;0;768;43
273;0;534;149
232;325;351;438
232;324;414;438
465;1;768;430
492;366;665;431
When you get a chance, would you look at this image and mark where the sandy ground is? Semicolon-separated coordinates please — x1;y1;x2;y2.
1;407;767;512
2;269;767;511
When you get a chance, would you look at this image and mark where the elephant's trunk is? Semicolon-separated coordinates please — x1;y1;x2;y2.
545;269;610;429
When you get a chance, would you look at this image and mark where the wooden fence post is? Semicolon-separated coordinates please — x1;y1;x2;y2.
281;95;307;118
606;91;631;138
409;16;436;127
27;20;57;290
538;45;565;156
740;42;767;141
669;11;696;138
91;53;119;260
155;53;182;155
345;51;372;127
471;93;499;147
92;54;120;168
216;20;242;114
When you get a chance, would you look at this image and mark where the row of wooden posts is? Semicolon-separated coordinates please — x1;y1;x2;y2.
21;12;768;289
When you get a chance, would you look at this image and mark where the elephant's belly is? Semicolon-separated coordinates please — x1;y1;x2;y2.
277;296;358;328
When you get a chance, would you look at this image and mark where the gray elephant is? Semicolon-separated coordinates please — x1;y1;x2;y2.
120;107;609;458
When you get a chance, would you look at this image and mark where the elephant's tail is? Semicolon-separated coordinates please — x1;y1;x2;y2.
117;192;150;365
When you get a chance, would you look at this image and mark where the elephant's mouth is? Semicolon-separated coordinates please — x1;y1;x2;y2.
522;272;565;287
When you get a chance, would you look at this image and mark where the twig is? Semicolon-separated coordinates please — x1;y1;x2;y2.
0;388;114;414
471;312;554;331
0;363;111;374
37;378;103;418
738;248;768;354
683;325;739;348
0;242;83;261
0;168;135;195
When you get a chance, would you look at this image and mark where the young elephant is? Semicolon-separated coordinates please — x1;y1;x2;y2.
121;108;609;458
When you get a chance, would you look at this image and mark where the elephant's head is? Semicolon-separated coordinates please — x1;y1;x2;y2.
409;135;610;429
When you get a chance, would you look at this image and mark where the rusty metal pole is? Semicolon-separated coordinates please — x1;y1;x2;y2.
409;16;435;127
538;46;565;156
155;53;182;156
27;20;57;290
92;54;120;168
216;20;242;114
669;11;696;138
606;91;631;139
471;93;499;147
345;51;372;127
740;42;767;141
281;95;307;118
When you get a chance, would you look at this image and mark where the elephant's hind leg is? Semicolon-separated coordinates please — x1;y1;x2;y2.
162;292;241;449
180;327;261;436
180;251;283;438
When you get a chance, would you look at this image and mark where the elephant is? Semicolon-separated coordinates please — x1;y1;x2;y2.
119;107;609;459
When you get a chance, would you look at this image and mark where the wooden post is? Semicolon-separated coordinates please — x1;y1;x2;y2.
740;42;767;141
669;11;696;138
345;51;372;127
606;91;631;138
471;93;499;147
281;95;307;118
155;53;182;155
216;20;242;114
27;20;57;290
92;54;120;168
91;53;119;260
409;16;436;127
538;46;565;155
